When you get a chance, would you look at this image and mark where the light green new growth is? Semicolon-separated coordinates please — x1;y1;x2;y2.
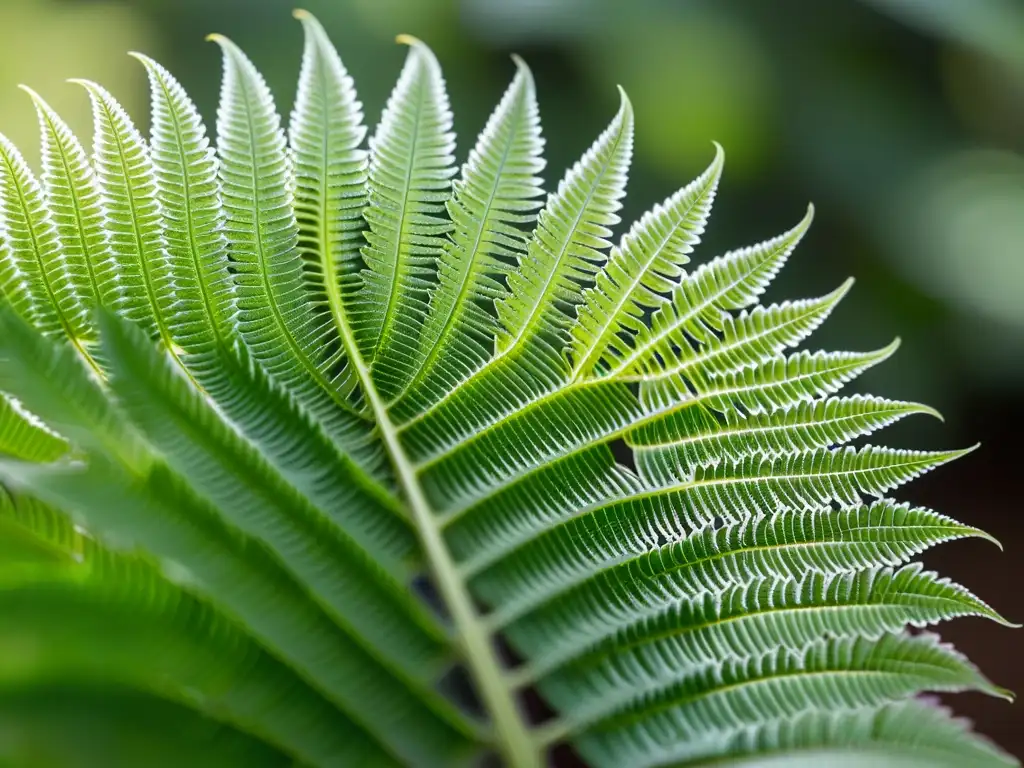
0;11;1016;768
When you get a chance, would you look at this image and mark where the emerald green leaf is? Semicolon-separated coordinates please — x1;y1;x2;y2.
632;395;940;483
73;79;175;354
483;500;995;630
0;15;1014;768
559;632;1004;737
572;144;723;379
289;10;368;402
23;88;112;345
99;312;442;666
209;35;374;460
395;55;545;418
0;547;391;765
614;206;814;378
130;53;237;360
354;36;457;399
496;90;633;359
577;699;1017;768
0;131;98;369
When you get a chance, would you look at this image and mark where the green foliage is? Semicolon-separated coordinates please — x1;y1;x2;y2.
0;11;1016;768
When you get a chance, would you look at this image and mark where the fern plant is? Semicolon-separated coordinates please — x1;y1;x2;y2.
0;11;1016;768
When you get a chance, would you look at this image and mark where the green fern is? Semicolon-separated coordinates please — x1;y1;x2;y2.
0;11;1016;768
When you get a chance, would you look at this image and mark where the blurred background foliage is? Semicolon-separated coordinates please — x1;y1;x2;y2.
0;0;1021;760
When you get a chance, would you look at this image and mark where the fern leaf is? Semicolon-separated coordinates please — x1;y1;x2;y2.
353;36;456;399
482;501;995;629
613;206;814;378
529;564;1009;690
496;90;633;361
99;312;443;671
0;315;480;766
569;635;1004;766
74;79;178;348
289;10;367;401
572;144;723;378
0;538;389;765
394;56;545;415
23;87;112;342
130;53;236;360
632;278;852;385
0;132;98;368
559;632;1003;735
633;395;939;483
576;698;1018;767
0;23;1013;768
209;35;373;454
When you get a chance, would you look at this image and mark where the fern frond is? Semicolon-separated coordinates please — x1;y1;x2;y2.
73;80;168;341
0;536;386;765
612;206;814;378
526;563;1009;689
572;144;723;378
0;310;480;767
209;35;374;457
353;36;456;399
568;636;1006;767
0;18;1014;768
497;90;634;360
23;87;112;343
288;10;368;402
482;501;994;628
130;53;236;361
632;395;940;482
0;131;98;369
577;698;1018;767
395;55;545;416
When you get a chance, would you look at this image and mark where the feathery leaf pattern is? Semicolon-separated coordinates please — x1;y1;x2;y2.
0;13;1014;768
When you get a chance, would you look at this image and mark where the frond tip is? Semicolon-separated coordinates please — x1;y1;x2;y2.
0;13;1015;768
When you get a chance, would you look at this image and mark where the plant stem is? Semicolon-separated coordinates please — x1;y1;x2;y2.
326;290;540;767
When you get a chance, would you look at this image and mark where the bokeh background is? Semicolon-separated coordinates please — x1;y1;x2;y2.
1;0;1021;760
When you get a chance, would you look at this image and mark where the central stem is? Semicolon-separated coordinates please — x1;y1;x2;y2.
326;288;540;767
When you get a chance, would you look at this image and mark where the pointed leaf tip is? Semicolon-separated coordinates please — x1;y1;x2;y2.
395;33;423;47
710;140;725;167
615;84;632;115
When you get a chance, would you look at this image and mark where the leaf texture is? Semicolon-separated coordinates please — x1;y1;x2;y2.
0;15;1015;768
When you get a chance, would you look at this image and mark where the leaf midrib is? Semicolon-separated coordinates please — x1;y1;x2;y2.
232;63;366;421
298;50;541;767
396;82;524;406
0;150;100;376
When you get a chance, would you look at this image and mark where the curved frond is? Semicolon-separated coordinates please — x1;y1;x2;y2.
209;35;374;458
613;206;814;378
288;10;367;401
395;55;545;415
496;91;633;360
130;53;236;361
23;87;112;342
0;548;390;765
353;36;457;399
0;132;97;368
0;18;1013;768
74;80;168;341
576;697;1016;768
572;144;723;378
